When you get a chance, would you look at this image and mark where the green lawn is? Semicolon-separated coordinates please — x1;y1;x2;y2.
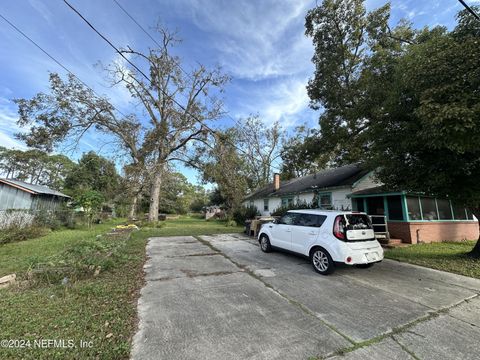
0;216;242;360
385;240;480;279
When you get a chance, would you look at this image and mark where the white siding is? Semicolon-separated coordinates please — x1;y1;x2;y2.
331;188;352;211
352;171;382;192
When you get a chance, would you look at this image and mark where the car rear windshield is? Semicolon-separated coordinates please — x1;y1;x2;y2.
344;214;372;230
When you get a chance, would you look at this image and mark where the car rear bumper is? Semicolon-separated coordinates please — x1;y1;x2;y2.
342;241;384;265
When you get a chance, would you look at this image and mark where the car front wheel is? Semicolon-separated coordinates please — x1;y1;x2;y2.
259;234;272;253
311;248;335;275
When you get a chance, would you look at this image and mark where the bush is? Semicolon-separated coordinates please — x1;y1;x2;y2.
225;220;237;227
0;226;50;245
233;205;260;225
270;200;317;217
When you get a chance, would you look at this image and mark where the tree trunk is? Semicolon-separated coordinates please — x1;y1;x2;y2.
148;169;163;222
129;194;139;220
467;209;480;258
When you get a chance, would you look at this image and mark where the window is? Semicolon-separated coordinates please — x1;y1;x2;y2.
387;196;404;220
407;197;422;220
263;199;269;211
318;193;332;209
249;200;254;207
437;199;453;220
281;197;294;207
421;197;438;220
452;204;467;220
294;214;327;228
345;214;373;230
278;213;298;225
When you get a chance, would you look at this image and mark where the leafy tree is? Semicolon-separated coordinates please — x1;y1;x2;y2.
76;190;105;228
200;131;249;215
64;151;120;200
305;1;480;256
234;115;284;189
14;27;228;221
0;146;75;189
280;126;323;179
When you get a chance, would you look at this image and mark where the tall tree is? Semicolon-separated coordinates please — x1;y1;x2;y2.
0;146;75;189
200;131;249;214
15;28;228;221
235;115;284;189
305;1;480;256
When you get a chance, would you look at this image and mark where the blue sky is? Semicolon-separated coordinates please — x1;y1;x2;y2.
0;0;471;184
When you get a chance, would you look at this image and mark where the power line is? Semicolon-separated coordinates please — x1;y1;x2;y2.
109;0;284;172
0;12;130;121
64;0;284;172
458;0;480;21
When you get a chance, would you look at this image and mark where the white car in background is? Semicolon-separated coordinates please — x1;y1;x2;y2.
257;210;384;275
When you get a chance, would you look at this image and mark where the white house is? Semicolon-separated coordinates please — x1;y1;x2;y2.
243;164;478;244
243;164;375;216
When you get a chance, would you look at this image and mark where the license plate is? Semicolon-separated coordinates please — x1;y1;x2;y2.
365;253;377;262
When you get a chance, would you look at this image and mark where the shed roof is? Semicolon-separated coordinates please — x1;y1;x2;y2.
0;178;70;198
244;164;369;200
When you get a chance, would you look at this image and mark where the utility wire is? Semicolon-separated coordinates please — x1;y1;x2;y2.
109;0;284;172
64;0;284;172
0;12;130;121
457;0;480;21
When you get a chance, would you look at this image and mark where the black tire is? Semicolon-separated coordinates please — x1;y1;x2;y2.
356;263;374;269
259;234;272;253
310;247;335;275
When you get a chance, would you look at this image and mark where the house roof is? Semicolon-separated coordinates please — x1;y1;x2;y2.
0;178;70;198
244;164;369;200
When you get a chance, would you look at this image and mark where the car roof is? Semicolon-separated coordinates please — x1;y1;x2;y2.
287;209;364;216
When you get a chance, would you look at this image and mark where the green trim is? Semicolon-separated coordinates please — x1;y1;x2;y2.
383;196;389;220
401;194;409;222
317;192;332;209
418;196;424;220
363;198;368;213
350;191;405;198
387;219;477;223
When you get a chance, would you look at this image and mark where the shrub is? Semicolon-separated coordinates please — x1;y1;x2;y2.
270;200;317;217
0;226;50;245
225;220;237;227
233;205;260;224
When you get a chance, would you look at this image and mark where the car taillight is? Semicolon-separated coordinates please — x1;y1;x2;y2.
333;215;346;240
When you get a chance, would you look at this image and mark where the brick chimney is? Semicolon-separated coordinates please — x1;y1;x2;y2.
274;173;280;191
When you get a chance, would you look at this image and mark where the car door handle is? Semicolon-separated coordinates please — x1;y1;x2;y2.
268;225;272;228
286;229;291;232
309;232;317;235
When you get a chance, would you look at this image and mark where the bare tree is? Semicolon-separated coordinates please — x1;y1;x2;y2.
15;27;228;221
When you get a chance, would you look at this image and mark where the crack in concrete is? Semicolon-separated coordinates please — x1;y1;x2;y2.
165;252;220;258
196;235;480;360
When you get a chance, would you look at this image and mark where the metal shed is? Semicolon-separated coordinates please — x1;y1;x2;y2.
0;178;70;211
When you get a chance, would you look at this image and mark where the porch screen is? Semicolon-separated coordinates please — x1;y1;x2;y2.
387;196;403;220
406;197;421;220
420;198;438;220
437;199;453;220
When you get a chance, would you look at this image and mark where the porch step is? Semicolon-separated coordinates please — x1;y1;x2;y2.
378;238;409;249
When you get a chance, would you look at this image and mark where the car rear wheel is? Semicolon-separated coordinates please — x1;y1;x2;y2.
259;234;272;253
311;248;335;275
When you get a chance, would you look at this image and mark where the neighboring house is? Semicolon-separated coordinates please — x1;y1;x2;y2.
243;164;478;244
0;178;70;212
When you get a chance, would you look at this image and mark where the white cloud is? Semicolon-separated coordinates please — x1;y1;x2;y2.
234;76;317;130
172;0;314;80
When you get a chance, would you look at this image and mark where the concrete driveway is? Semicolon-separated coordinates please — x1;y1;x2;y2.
131;234;480;360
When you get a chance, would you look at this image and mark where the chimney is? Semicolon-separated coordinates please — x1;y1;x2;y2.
274;173;280;191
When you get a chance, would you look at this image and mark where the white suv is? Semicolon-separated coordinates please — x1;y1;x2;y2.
257;210;384;275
